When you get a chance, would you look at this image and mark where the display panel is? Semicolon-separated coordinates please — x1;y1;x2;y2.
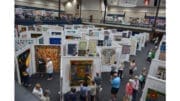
70;60;93;86
35;45;60;72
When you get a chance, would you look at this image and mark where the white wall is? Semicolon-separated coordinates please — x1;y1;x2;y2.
141;75;166;101
61;56;102;93
149;59;165;77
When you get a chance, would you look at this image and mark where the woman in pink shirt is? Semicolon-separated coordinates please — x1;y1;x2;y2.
125;79;133;101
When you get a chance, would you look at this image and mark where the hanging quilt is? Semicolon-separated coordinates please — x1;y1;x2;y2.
70;60;93;86
35;45;61;72
101;48;116;65
122;45;130;54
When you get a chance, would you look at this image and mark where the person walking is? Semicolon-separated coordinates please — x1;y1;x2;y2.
32;83;43;99
38;56;46;77
21;64;31;87
132;76;139;101
111;61;118;79
94;73;102;101
111;72;121;101
66;88;77;101
80;82;89;101
139;68;147;90
90;81;96;101
125;79;134;101
118;62;124;79
129;60;136;77
46;58;53;80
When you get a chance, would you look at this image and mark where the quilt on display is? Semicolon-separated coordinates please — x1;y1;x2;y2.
68;44;77;55
88;40;97;54
78;41;87;50
35;45;60;72
70;60;93;86
122;45;130;54
101;48;116;65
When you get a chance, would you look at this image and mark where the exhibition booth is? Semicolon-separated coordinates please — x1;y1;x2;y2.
15;24;151;97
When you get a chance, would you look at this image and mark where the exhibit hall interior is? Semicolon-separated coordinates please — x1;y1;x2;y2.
14;0;166;101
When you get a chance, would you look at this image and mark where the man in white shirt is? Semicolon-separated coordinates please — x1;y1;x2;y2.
46;58;54;80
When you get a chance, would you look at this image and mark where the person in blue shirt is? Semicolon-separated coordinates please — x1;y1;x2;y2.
111;72;121;101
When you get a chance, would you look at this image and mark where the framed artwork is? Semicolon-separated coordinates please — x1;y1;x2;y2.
104;35;109;40
88;40;97;54
78;50;86;56
122;45;130;54
49;38;61;45
17;49;30;83
39;37;44;44
37;26;42;32
31;33;42;38
94;31;100;37
159;52;165;61
51;32;62;36
66;30;77;35
79;41;87;50
28;26;35;31
74;25;81;30
21;27;27;32
70;60;93;86
97;40;104;46
146;88;165;101
66;36;74;40
89;30;93;36
68;44;77;55
64;25;73;29
104;31;110;40
130;38;137;55
42;27;49;32
104;40;112;46
35;45;61;72
156;67;166;80
101;48;116;65
114;35;122;41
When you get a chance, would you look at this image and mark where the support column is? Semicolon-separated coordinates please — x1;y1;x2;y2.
103;0;107;23
59;0;61;19
152;0;161;34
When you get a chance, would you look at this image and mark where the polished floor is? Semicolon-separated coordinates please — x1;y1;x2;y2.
16;42;154;101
